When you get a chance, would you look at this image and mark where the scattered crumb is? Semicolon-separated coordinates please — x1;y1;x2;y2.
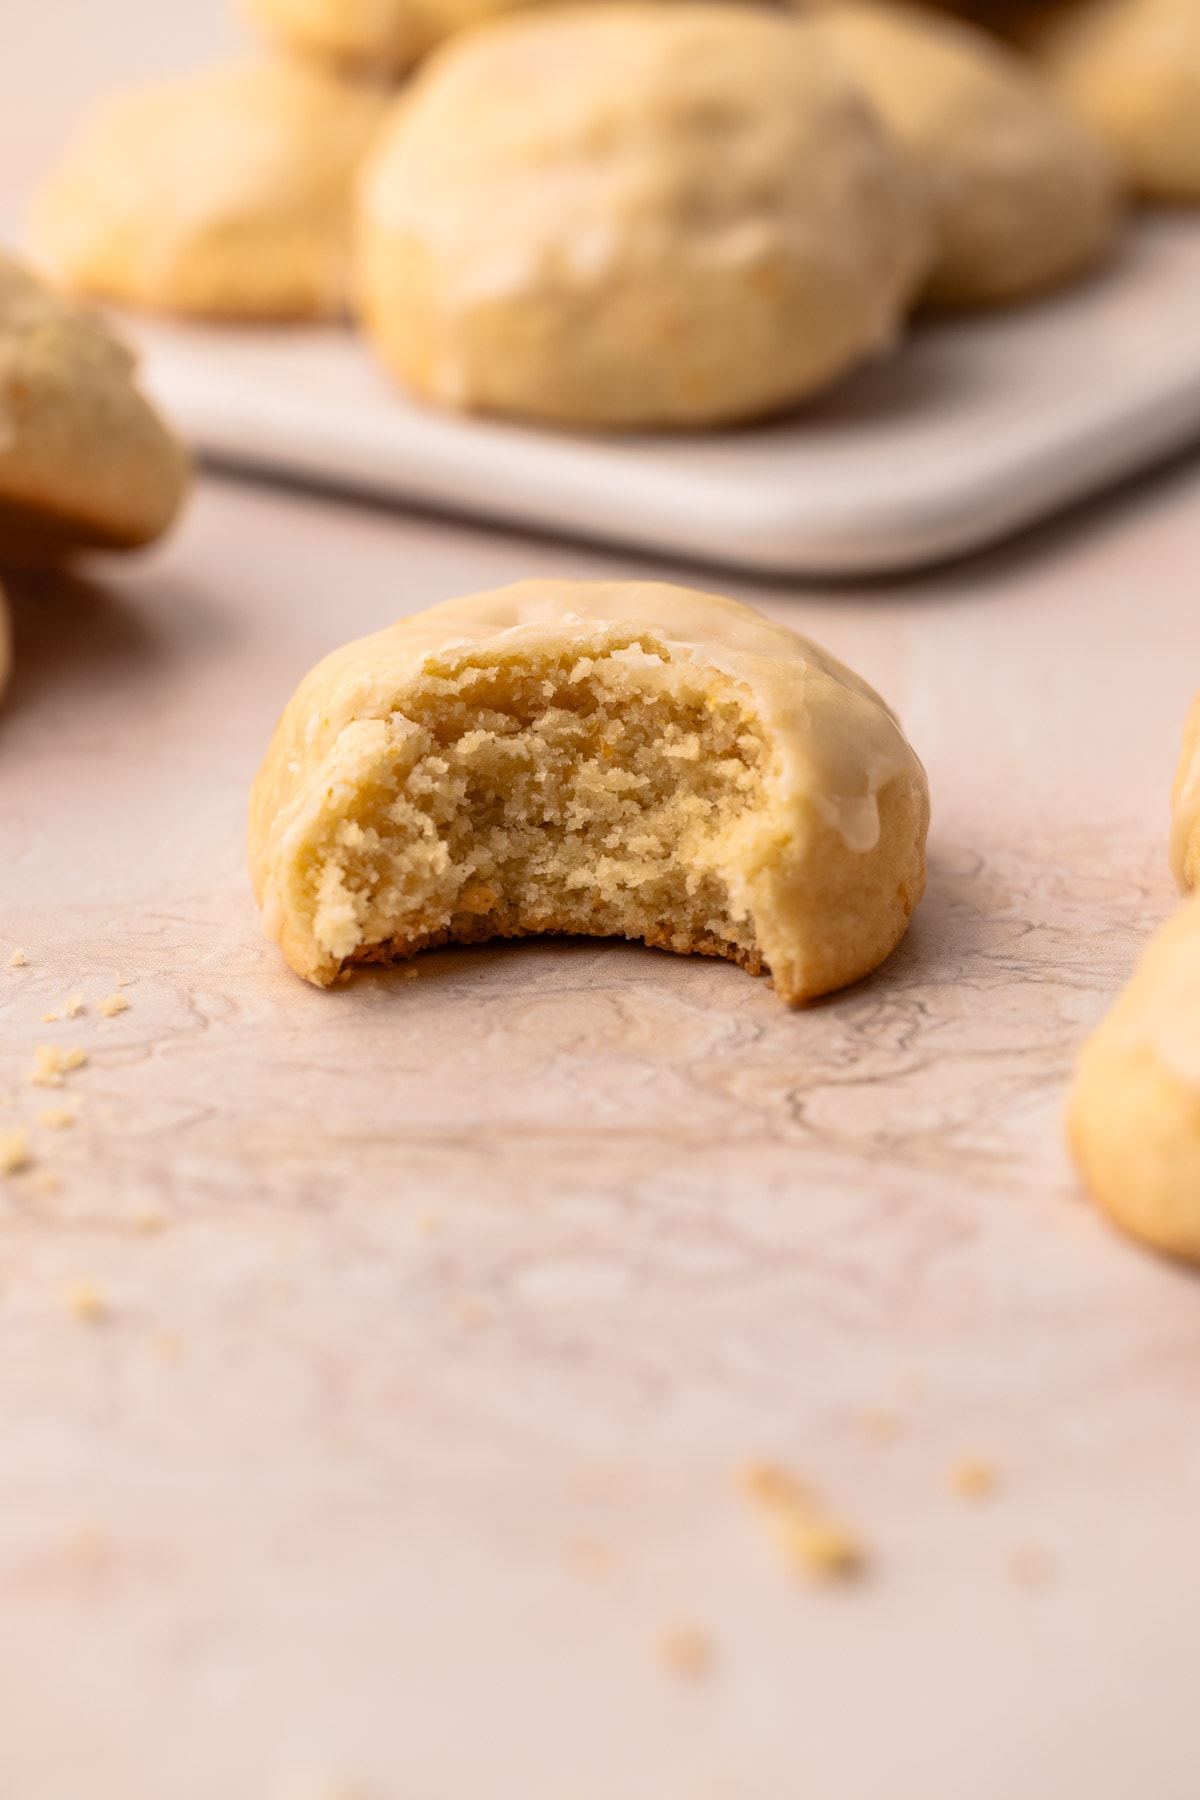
0;1130;32;1175
98;993;130;1017
28;1170;62;1197
65;1282;108;1325
132;1210;166;1235
63;994;85;1019
9;949;26;968
660;1625;715;1680
279;1779;375;1800
30;1045;87;1088
743;1462;867;1584
116;976;132;988
416;1212;442;1236
42;1012;59;1024
861;1407;902;1444
951;1458;999;1501
153;1332;184;1362
60;1525;113;1578
1009;1545;1057;1592
563;1537;610;1577
37;1107;74;1131
454;1296;487;1326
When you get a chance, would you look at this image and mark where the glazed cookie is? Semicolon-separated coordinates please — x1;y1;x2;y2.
354;4;931;428
1068;897;1200;1264
1027;0;1200;201
803;2;1120;308
248;579;930;999
35;61;389;320
0;253;187;558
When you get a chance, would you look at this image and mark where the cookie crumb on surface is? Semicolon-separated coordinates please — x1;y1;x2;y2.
30;1045;88;1087
60;1524;113;1577
951;1458;999;1500
42;1012;59;1024
660;1625;715;1680
98;993;130;1017
861;1407;902;1443
743;1461;868;1583
1010;1545;1057;1591
65;1282;108;1324
63;994;85;1018
563;1537;610;1577
37;1108;74;1130
0;1130;31;1174
9;949;27;968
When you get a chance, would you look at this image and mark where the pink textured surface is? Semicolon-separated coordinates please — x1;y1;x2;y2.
5;7;1200;1798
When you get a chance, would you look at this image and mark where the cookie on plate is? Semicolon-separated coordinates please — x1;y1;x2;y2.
0;253;187;559
248;579;930;999
1068;896;1200;1264
803;1;1120;307
354;4;931;428
245;0;498;75
1027;0;1200;201
35;61;388;320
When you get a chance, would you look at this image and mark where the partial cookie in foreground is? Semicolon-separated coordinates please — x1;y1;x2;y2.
1026;0;1200;201
802;1;1120;308
0;253;187;560
35;61;388;320
355;4;931;428
1068;897;1200;1264
1170;688;1200;894
248;580;929;1000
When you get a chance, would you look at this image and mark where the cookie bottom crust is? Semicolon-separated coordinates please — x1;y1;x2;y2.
344;909;770;979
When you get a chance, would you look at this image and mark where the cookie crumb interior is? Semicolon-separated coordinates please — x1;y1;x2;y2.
298;632;778;978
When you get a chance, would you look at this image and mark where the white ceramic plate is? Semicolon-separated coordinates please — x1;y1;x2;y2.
125;213;1200;578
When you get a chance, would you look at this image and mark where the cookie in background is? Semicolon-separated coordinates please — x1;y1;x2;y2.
1025;0;1200;203
245;0;534;76
34;60;389;321
799;1;1121;308
354;4;932;428
0;252;188;563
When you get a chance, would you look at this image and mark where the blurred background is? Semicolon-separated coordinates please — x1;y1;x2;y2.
4;3;239;215
6;5;1200;1800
